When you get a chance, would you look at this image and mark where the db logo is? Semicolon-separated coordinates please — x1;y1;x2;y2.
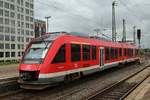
74;64;78;68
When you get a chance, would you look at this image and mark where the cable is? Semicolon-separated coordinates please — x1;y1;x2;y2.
118;0;145;25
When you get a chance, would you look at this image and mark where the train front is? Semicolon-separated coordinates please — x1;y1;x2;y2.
18;34;55;89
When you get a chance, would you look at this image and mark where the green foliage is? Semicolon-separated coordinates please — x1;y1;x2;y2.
0;60;19;66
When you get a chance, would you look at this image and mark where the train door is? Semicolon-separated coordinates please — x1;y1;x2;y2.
99;47;104;66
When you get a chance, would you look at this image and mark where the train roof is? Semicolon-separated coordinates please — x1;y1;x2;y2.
32;32;138;49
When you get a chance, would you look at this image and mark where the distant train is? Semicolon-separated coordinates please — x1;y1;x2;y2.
18;32;140;89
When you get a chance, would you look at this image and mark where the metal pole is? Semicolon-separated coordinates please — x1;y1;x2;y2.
45;16;51;32
122;19;126;42
112;1;117;42
133;26;136;44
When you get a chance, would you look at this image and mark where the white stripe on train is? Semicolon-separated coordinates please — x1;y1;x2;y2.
39;57;139;78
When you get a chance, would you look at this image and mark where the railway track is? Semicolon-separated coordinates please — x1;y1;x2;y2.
1;61;149;100
0;77;20;97
86;63;150;100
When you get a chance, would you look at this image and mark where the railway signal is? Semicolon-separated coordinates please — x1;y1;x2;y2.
137;29;141;48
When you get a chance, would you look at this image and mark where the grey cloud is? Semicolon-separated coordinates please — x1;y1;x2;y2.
35;0;150;48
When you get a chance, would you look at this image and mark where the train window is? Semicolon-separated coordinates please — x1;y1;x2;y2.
124;48;126;56
83;45;90;61
52;44;66;63
131;49;133;56
111;48;115;59
92;46;96;60
105;47;110;60
128;49;130;56
71;44;81;62
115;48;118;58
119;48;122;57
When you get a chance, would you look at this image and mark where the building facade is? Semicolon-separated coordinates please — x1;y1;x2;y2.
34;19;46;38
0;0;34;62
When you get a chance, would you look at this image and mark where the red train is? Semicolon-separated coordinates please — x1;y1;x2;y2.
18;32;140;89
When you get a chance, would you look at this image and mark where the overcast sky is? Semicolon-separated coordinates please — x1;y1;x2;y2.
35;0;150;48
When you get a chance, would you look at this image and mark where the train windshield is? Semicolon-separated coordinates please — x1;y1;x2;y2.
23;41;51;64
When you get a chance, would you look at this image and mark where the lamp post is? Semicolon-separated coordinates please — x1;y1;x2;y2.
45;16;51;32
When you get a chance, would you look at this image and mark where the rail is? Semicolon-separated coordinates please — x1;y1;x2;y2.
0;76;20;97
86;63;150;100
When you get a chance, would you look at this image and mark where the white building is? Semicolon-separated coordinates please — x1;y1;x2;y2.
0;0;34;62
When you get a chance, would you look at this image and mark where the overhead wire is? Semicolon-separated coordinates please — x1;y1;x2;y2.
118;0;145;25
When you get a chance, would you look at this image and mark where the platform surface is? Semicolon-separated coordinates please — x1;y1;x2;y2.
0;64;18;79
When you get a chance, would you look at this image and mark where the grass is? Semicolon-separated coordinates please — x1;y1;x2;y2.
0;61;19;67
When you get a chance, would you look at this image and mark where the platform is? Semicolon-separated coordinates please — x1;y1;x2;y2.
0;64;18;79
125;74;150;100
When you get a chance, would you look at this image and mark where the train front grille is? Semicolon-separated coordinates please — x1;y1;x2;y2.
20;71;39;81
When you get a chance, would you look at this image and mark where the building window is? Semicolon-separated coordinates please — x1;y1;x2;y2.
10;12;15;18
21;15;24;20
11;0;15;3
30;4;33;9
11;44;15;49
0;1;3;7
11;52;15;57
5;27;9;33
5;52;10;57
18;52;21;57
26;23;29;28
4;2;9;9
11;20;15;26
30;11;33;16
26;16;30;21
26;9;29;15
0;18;3;24
105;47;110;60
0;9;3;16
18;21;20;27
21;8;24;13
21;0;23;5
18;44;20;49
52;44;66;63
83;45;90;61
17;37;20;42
10;4;15;10
0;35;4;40
17;14;20;19
71;44;81;62
11;36;15;41
0;26;3;32
17;0;20;5
21;30;24;35
25;2;29;7
26;38;29;42
5;35;10;41
5;19;9;25
0;52;4;57
21;37;24;42
26;30;29;35
0;43;4;49
5;44;10;49
11;28;15;34
92;46;96;60
5;10;9;17
17;6;20;12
